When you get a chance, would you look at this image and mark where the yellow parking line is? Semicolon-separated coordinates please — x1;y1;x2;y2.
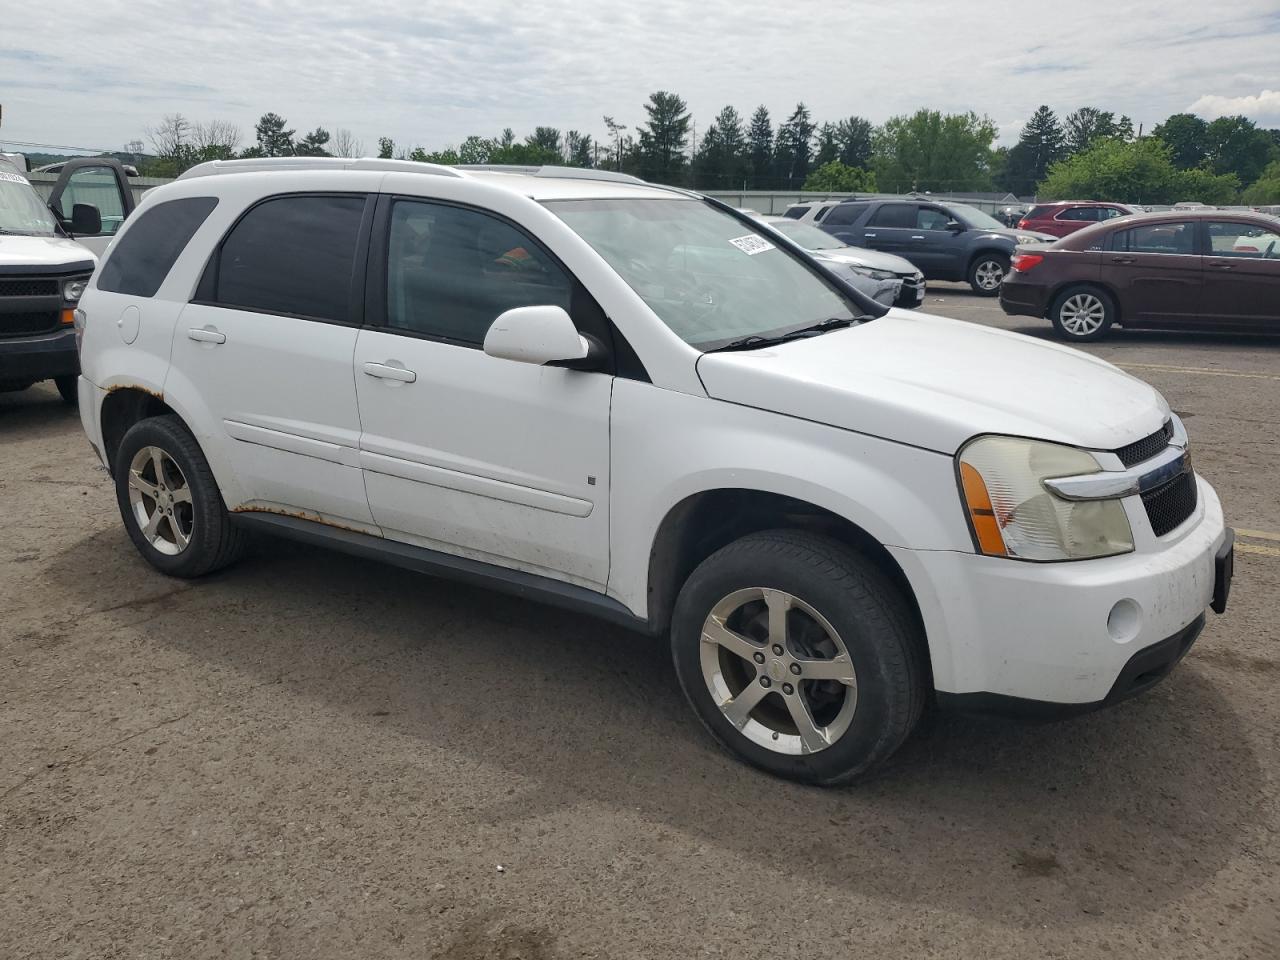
1115;362;1280;382
1238;528;1280;543
1237;543;1280;558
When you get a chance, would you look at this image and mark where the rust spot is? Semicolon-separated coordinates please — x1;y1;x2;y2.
231;504;372;536
105;383;164;400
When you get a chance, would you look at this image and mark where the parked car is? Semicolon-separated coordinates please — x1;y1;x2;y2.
76;158;1231;785
1000;210;1280;341
0;157;133;403
1017;201;1138;238
808;198;1056;295
757;216;925;308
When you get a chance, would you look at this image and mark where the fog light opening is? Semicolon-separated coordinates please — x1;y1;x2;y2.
1107;599;1142;644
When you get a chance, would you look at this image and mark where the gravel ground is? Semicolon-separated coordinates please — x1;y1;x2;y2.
2;287;1277;959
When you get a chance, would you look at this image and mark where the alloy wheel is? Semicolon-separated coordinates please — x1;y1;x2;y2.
126;445;194;555
699;587;858;755
1059;293;1106;336
974;259;1006;290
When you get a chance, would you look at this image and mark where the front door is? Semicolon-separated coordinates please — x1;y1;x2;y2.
1103;220;1202;325
911;204;965;277
353;197;612;588
169;192;376;525
48;158;135;257
1200;219;1280;328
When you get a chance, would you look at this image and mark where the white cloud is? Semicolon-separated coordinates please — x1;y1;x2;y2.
1187;89;1280;125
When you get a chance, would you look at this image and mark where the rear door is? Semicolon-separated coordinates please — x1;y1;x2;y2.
856;203;916;259
171;192;377;526
48;158;135;257
1052;206;1099;236
818;202;871;245
1102;220;1202;325
1200;219;1280;328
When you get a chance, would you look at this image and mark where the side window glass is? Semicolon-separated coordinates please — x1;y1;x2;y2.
59;167;126;235
916;207;951;231
822;204;863;227
1061;207;1096;221
98;197;218;297
385;201;572;345
782;206;808;220
1114;222;1195;255
212;195;366;322
869;204;915;228
1206;221;1280;259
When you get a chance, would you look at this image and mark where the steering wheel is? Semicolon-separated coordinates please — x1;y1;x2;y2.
1265;240;1277;259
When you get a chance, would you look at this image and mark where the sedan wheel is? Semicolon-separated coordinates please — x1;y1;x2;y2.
1050;286;1116;342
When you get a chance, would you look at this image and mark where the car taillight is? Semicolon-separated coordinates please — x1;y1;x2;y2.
1010;254;1044;272
1017;219;1029;229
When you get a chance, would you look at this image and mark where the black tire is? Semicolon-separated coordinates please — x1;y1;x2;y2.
671;530;926;786
54;375;78;405
113;415;247;578
967;252;1009;296
1049;285;1116;342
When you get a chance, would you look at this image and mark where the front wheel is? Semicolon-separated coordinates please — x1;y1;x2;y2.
1050;286;1116;342
671;531;926;785
968;254;1009;295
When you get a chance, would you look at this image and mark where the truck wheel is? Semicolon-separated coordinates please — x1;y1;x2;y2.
968;253;1009;295
1050;286;1115;342
671;530;925;785
54;375;78;405
113;415;247;578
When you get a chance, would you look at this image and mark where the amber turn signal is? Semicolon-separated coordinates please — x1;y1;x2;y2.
959;462;1007;557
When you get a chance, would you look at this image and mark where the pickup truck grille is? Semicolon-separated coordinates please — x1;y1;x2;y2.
0;311;61;336
1142;470;1198;537
1116;421;1173;467
0;278;59;297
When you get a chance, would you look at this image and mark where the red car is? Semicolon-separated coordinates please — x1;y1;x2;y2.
1018;201;1138;238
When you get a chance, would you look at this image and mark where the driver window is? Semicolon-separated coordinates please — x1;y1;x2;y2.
59;167;126;235
1205;221;1280;259
916;207;952;231
385;200;573;345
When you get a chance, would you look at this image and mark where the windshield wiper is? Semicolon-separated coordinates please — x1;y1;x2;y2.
708;317;859;353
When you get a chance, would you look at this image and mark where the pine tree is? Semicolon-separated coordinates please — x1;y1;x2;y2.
815;123;839;166
835;116;873;169
747;106;773;189
636;91;691;184
1001;105;1065;194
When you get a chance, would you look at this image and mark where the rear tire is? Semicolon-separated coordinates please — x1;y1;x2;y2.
1050;285;1115;342
113;415;247;578
671;530;925;786
968;253;1009;296
54;375;78;405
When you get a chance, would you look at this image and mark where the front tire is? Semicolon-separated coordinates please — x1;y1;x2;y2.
968;253;1009;296
113;415;247;578
671;531;925;785
1050;285;1115;342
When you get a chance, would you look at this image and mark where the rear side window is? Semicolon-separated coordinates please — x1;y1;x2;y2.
97;197;218;297
1059;207;1099;222
1024;205;1056;220
207;194;366;322
782;205;808;220
1112;221;1195;254
823;204;866;226
869;204;915;228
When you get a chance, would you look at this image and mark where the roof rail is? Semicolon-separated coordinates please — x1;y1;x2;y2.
177;156;466;181
457;164;646;185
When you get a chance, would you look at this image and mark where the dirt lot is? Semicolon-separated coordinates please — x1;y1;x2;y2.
2;287;1277;959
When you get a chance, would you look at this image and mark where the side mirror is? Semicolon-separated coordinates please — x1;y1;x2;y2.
69;202;102;236
484;305;592;367
945;219;964;233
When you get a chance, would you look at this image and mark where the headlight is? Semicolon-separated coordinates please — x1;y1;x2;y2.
62;277;89;302
1016;235;1040;244
848;265;897;280
958;436;1134;561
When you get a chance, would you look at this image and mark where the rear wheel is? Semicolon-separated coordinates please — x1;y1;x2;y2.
113;415;248;578
54;375;78;405
968;253;1009;295
1050;286;1115;342
671;530;925;785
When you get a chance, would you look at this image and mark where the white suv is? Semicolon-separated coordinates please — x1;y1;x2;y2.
76;158;1233;785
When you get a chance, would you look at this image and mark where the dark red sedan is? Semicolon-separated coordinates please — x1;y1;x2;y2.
999;210;1280;341
1018;201;1139;238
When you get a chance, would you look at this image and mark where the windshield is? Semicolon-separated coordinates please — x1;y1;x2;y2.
0;170;58;236
766;219;847;250
945;202;1005;230
546;198;859;350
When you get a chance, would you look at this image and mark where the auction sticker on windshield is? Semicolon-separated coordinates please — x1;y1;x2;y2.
729;234;775;255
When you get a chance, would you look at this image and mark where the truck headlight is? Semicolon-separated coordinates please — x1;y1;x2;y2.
958;436;1134;561
62;277;89;302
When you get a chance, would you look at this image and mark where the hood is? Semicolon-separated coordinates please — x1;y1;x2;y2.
814;245;920;275
696;310;1169;454
0;234;96;270
981;227;1056;244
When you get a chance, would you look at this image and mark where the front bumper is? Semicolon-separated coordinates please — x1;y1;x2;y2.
889;476;1228;707
0;327;78;384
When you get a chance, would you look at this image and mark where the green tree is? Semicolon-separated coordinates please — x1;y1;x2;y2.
636;91;691;184
1115;115;1135;141
1064;107;1117;155
295;127;331;156
254;112;295;157
815;123;839;167
564;130;593;167
835;116;873;169
377;137;394;159
747;106;773;188
1203;115;1278;185
873;109;998;192
1001;105;1065;194
1241;160;1280;205
773;103;816;188
526;126;562;155
1152;113;1209;169
1038;136;1237;203
693;105;746;189
802;161;876;193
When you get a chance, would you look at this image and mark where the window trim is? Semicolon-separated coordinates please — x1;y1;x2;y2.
190;191;375;327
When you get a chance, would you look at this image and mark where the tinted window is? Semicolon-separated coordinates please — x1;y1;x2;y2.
97;197;218;297
1205;220;1280;258
1100;207;1127;220
212;195;365;322
869;203;915;228
1059;207;1099;221
1113;221;1195;254
822;203;866;226
916;207;951;230
386;200;572;345
782;205;808;220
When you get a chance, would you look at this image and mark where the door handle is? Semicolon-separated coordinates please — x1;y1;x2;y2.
864;233;876;238
1111;256;1135;264
910;235;925;240
187;326;226;344
1211;262;1233;270
362;361;417;383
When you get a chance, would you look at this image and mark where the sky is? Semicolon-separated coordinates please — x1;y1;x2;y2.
2;0;1279;158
